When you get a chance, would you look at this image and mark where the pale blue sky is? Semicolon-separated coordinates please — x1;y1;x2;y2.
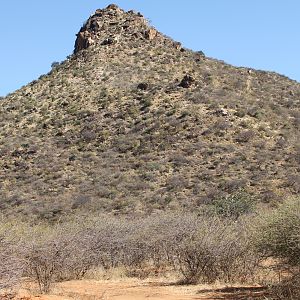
1;0;299;96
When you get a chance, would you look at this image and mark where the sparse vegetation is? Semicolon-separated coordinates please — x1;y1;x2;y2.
0;212;260;294
0;3;299;299
0;203;298;298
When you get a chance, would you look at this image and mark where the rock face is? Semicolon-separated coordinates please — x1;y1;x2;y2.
75;32;95;53
74;4;167;54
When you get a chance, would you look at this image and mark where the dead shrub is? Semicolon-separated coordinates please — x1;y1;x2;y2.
23;225;95;293
0;234;22;295
3;211;261;292
162;215;258;284
126;213;259;284
269;274;300;300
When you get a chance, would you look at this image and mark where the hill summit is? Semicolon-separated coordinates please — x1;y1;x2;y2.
74;4;180;54
0;4;299;220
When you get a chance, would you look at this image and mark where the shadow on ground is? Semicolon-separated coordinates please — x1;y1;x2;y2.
197;286;269;299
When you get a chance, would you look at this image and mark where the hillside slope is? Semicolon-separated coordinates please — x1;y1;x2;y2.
0;4;299;219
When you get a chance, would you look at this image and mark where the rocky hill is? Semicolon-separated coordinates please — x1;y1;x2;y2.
0;4;299;220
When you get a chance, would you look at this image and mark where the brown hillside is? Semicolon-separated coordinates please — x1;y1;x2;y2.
0;4;299;220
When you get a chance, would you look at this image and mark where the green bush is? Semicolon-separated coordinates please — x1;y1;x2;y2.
254;197;300;266
254;197;300;299
211;190;255;219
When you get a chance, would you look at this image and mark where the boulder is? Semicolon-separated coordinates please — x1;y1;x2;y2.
144;28;157;40
137;83;149;90
106;4;120;10
173;42;182;50
179;75;195;88
90;20;101;31
101;37;115;45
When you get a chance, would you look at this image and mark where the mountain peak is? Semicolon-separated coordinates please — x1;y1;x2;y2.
74;4;164;54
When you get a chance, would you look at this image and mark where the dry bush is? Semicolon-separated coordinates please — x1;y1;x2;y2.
268;274;300;300
148;214;258;284
102;213;259;284
80;217;152;276
22;224;96;293
3;211;261;292
0;233;22;295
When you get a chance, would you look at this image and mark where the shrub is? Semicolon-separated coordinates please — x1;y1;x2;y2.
0;234;22;295
132;213;258;284
211;190;255;220
254;197;300;299
51;61;60;69
163;215;258;284
254;197;300;266
235;130;256;143
1;212;261;292
268;274;300;300
23;224;95;293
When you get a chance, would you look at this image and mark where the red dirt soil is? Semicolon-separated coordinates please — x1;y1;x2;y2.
15;279;267;300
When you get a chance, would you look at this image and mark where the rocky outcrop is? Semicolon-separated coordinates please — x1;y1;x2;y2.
74;32;95;53
73;4;180;54
179;75;195;88
144;28;157;40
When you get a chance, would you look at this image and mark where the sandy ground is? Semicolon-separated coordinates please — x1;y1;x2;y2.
16;279;267;300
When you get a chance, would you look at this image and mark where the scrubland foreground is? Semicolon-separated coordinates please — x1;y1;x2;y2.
0;196;300;299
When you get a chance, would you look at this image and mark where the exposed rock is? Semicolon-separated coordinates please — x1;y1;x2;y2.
73;4;180;54
90;20;101;31
74;5;152;54
179;75;195;88
144;28;157;40
173;42;182;50
106;4;120;10
101;37;115;45
74;32;95;53
105;4;124;15
137;83;149;90
213;108;229;117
